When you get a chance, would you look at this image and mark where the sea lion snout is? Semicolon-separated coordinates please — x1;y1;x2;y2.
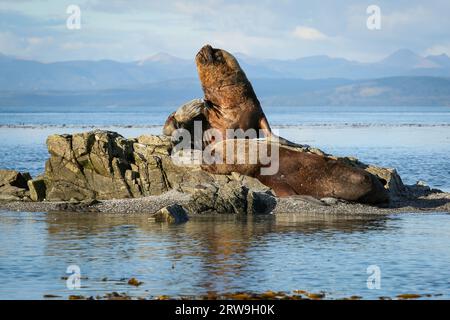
196;44;215;64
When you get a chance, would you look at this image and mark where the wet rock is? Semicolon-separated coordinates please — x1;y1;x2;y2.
247;191;277;215
183;180;249;215
154;204;189;223
127;278;143;286
43;294;62;298
405;180;442;198
397;294;422;300
305;292;326;299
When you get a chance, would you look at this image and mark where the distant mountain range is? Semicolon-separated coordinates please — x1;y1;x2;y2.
1;49;450;91
1;49;450;107
1;77;449;107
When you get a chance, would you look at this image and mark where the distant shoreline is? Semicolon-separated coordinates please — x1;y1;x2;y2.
1;123;450;129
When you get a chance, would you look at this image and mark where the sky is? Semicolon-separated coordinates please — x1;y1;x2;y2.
0;0;449;62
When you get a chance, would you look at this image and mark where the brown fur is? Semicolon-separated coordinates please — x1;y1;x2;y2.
161;45;389;204
196;45;273;141
202;140;389;204
163;111;210;149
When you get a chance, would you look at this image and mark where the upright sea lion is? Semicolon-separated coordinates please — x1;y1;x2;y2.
195;44;297;146
162;46;389;204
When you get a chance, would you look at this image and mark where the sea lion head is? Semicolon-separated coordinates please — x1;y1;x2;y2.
195;44;251;104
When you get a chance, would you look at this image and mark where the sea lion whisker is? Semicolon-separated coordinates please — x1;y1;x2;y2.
204;100;224;116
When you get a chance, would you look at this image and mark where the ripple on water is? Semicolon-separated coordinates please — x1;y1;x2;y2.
0;212;449;299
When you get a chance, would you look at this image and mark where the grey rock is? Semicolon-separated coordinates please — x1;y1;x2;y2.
320;197;340;205
364;166;407;199
183;180;248;215
247;191;277;215
45;131;136;201
153;204;189;223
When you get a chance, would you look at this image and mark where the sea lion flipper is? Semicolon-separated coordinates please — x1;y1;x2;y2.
163;112;178;136
258;115;302;148
163;99;207;136
174;98;205;124
258;114;272;136
268;134;303;148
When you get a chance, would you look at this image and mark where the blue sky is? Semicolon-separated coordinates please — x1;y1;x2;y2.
0;0;449;62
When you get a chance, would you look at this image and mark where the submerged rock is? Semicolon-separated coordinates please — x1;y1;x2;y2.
154;204;189;223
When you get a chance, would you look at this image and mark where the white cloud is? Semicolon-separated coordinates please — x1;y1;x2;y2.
1;0;450;62
292;26;328;40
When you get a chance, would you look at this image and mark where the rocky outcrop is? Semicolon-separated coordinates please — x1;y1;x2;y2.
0;130;439;215
45;131;137;201
40;130;274;214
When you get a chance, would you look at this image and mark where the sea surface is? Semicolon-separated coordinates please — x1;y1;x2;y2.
0;105;449;299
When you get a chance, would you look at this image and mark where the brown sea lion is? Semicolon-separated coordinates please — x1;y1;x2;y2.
163;105;388;204
162;47;389;204
201;139;389;204
195;44;297;146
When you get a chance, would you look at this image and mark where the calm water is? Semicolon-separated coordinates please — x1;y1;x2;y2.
0;105;449;299
0;213;449;300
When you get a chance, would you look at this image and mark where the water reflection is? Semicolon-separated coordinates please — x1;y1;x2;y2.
2;211;450;299
42;213;389;296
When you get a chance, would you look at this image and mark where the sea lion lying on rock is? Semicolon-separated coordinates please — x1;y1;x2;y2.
200;139;389;204
163;106;389;204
